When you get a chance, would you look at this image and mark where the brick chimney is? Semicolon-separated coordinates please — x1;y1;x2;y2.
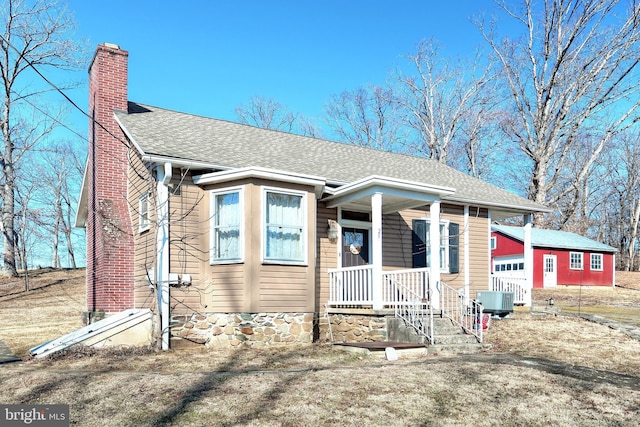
85;43;134;316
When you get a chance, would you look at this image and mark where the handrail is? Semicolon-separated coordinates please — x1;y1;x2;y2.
393;280;434;344
440;282;483;343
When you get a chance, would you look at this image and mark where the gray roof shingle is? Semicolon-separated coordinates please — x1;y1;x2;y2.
115;103;548;213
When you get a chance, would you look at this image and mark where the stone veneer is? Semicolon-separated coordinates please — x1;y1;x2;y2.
171;312;315;348
318;313;389;343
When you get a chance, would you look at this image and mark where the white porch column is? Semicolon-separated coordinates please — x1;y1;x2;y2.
372;192;383;310
523;214;533;306
430;201;441;310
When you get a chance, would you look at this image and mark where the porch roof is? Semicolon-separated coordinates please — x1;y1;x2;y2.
322;175;455;214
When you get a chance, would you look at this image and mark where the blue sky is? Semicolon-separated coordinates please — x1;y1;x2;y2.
66;1;496;126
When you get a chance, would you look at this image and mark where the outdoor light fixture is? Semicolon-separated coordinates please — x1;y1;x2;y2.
328;219;339;243
548;297;555;306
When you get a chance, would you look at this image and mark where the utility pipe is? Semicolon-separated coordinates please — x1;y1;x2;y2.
156;162;172;350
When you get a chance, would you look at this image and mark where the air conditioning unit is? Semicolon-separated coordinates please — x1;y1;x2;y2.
476;291;514;317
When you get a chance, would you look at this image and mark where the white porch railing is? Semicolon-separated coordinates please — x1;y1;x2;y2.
328;265;373;306
328;266;430;307
491;275;530;306
440;282;483;343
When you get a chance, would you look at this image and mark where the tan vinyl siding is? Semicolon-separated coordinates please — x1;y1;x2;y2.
198;178;317;313
384;204;490;290
128;150;156;309
467;208;490;295
315;203;338;311
259;265;310;311
205;264;245;312
168;170;206;313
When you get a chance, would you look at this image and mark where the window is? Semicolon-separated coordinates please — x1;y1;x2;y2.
264;189;306;263
139;193;150;232
570;252;583;270
211;188;242;263
490;236;497;250
590;253;603;271
412;219;459;273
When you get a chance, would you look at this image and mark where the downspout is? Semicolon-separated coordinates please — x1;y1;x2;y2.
156;162;172;350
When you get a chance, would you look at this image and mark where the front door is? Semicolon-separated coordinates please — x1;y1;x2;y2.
543;254;557;288
342;227;370;268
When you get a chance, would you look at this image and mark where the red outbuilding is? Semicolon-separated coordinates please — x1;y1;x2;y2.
491;225;617;288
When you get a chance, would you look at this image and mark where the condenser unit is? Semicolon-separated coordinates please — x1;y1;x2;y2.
475;291;514;317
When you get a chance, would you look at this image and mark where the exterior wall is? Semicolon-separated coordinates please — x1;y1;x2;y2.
319;314;388;343
395;204;490;294
315;203;339;312
491;232;614;287
171;312;314;348
86;44;134;314
491;232;523;259
166;177;318;314
533;248;614;287
129;151;156;309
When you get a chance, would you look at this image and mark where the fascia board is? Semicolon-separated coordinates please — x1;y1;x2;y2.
193;167;327;197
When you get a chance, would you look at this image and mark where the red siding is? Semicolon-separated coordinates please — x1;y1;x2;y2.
533;248;614;287
491;231;614;287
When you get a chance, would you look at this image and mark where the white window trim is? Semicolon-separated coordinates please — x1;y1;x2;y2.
490;236;497;250
570;251;584;270
210;187;244;264
262;187;308;265
139;193;150;233
590;253;603;271
421;217;451;273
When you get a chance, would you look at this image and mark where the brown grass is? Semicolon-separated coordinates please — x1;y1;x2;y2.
1;269;640;426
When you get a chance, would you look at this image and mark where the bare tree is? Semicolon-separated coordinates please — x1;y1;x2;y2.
0;0;81;276
41;141;82;269
235;96;297;132
392;39;498;165
607;132;640;270
325;85;406;151
479;0;640;225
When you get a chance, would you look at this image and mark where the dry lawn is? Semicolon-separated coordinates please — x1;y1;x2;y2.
1;269;639;426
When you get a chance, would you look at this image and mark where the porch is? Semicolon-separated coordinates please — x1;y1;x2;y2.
326;265;484;345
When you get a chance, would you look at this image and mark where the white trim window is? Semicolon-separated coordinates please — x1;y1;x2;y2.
263;189;306;264
590;253;603;271
570;252;583;270
412;219;459;274
139;193;150;232
490;236;497;250
211;188;243;263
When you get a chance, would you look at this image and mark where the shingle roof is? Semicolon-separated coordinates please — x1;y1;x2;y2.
492;225;617;252
115;103;549;214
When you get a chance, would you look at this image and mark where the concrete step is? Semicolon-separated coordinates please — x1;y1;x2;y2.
426;342;491;355
433;333;480;345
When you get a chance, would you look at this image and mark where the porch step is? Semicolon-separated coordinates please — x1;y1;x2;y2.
389;315;486;355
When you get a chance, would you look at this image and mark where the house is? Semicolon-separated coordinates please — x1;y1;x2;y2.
75;43;549;350
491;225;617;293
